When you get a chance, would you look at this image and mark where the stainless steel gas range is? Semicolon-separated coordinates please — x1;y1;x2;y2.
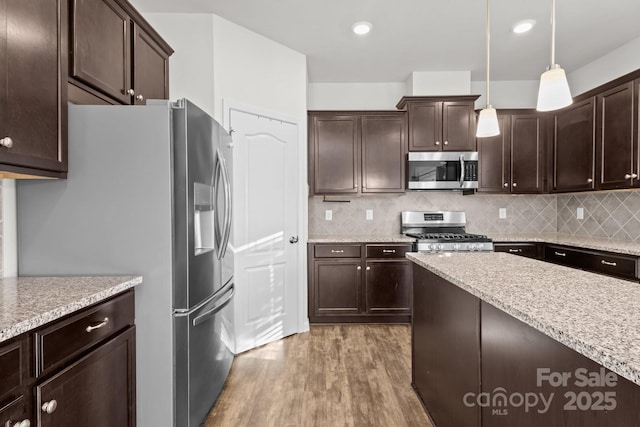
401;211;494;252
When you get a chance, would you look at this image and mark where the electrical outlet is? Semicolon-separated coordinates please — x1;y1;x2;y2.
499;208;507;219
325;210;333;221
366;209;373;220
577;207;584;220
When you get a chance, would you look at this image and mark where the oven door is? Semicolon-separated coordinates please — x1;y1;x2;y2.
407;152;478;190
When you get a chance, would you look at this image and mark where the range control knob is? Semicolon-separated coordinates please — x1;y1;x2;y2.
438;244;445;250
453;243;460;251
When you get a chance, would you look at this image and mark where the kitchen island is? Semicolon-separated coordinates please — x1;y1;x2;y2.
408;251;640;427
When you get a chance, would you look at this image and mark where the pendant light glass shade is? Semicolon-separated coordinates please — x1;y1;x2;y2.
536;65;572;111
476;107;500;137
536;0;572;112
476;0;500;138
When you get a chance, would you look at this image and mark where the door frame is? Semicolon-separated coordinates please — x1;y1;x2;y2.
222;99;310;341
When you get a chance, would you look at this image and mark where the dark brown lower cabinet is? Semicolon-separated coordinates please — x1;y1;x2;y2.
309;243;412;323
0;396;29;427
37;326;136;427
493;242;542;259
412;265;480;427
412;265;640;427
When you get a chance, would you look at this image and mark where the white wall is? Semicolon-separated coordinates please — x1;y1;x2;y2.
211;15;307;123
307;82;406;110
407;71;471;95
568;35;640;96
470;80;539;109
142;14;215;117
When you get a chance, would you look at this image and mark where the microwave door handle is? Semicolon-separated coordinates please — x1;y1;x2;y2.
459;154;465;187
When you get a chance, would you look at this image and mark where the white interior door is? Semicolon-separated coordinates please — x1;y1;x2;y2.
229;108;300;353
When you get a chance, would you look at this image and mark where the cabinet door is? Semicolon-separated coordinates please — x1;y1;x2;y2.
361;114;406;193
0;0;67;175
312;260;361;317
408;102;442;151
511;114;544;193
0;396;30;427
71;0;131;104
365;260;411;314
132;24;169;104
442;101;476;151
37;327;135;427
597;82;634;189
310;114;360;194
477;115;510;192
553;98;596;192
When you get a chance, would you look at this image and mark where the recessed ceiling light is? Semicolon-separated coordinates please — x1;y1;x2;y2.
352;21;372;36
512;19;536;34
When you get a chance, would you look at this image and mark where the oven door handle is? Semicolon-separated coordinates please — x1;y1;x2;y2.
459;154;465;187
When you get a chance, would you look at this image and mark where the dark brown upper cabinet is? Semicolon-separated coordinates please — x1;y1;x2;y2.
0;0;68;178
308;111;406;195
596;82;635;189
396;96;478;152
552;98;596;193
69;0;172;105
635;79;640;188
477;111;545;193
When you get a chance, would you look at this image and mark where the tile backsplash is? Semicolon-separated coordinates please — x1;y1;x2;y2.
310;189;640;242
309;192;558;235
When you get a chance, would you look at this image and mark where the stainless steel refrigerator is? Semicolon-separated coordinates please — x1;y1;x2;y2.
16;99;234;427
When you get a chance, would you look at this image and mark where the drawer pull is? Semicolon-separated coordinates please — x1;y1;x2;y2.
382;249;396;253
41;400;57;414
554;251;566;257
601;260;617;267
13;420;31;427
330;250;344;254
85;317;109;333
508;248;522;253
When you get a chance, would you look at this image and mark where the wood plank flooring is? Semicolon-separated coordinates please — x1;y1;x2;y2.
205;324;432;427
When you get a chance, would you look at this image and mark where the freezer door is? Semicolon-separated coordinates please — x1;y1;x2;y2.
174;281;234;427
173;100;224;310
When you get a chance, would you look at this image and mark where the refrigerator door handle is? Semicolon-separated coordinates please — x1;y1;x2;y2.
219;150;232;260
213;150;224;259
192;284;234;327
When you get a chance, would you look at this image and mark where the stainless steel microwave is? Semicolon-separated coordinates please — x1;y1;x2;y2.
407;152;479;190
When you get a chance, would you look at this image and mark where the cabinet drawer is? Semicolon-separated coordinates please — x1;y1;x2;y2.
544;245;582;267
314;244;361;258
494;242;539;259
35;291;134;376
545;245;638;281
366;244;412;259
0;337;27;402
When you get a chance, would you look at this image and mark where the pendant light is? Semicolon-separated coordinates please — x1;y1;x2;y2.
536;0;572;111
476;0;500;138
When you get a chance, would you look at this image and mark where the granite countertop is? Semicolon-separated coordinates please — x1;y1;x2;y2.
488;232;640;256
407;251;640;386
308;234;415;243
0;276;142;343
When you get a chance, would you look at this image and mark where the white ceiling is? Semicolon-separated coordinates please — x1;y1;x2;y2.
130;0;640;83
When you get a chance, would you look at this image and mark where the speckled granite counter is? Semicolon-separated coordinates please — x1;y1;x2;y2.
308;234;415;243
488;232;640;256
407;251;640;386
0;276;142;343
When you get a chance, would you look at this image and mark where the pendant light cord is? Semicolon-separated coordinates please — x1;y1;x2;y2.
550;0;556;65
485;0;491;108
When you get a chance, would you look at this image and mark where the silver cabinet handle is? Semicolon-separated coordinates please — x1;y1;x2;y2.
587;178;593;183
136;94;144;102
512;182;518;188
504;183;509;187
508;248;522;253
601;260;617;267
444;140;449;145
41;400;57;414
126;88;135;95
13;420;31;427
86;317;109;332
330;249;344;254
435;141;440;145
356;266;362;270
0;137;13;148
382;249;396;253
554;251;566;257
366;266;371;271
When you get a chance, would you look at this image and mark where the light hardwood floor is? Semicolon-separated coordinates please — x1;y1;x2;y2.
205;324;432;427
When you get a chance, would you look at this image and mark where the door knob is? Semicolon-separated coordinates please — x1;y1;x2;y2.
13;420;31;427
41;400;57;414
587;178;593;183
0;137;13;148
512;182;517;188
136;94;145;102
126;88;135;96
503;183;509;187
435;141;440;145
289;236;298;244
625;173;632;179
